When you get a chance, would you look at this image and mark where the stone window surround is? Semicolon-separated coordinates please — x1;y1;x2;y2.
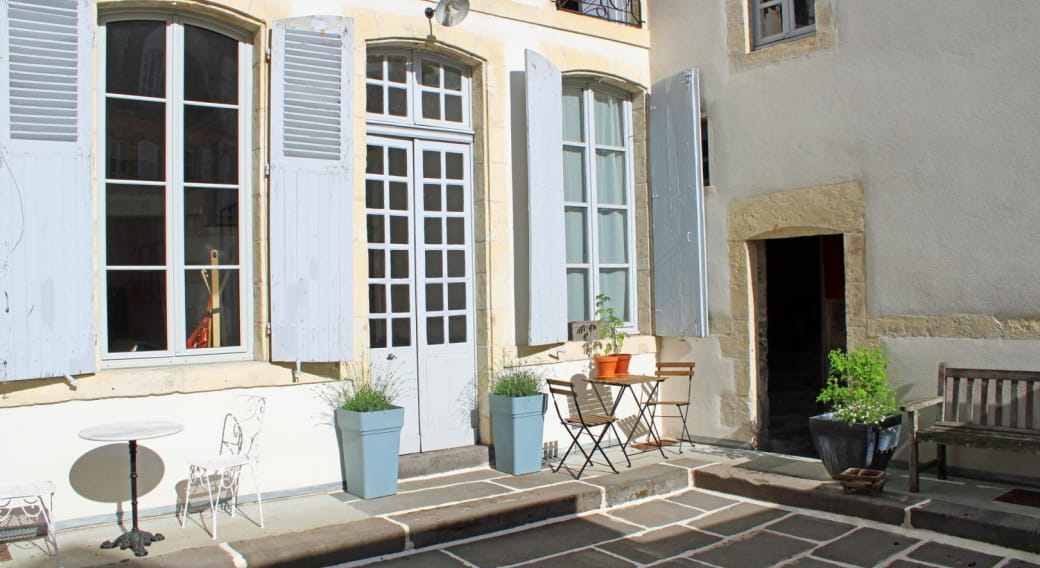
725;0;835;72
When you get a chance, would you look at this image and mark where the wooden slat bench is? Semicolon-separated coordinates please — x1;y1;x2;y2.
902;362;1040;492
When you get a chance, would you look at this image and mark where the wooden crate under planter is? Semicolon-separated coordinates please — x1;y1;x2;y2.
835;467;886;496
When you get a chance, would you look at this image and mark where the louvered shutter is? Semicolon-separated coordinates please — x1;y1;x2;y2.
650;68;708;337
0;0;95;381
269;16;354;363
525;49;567;345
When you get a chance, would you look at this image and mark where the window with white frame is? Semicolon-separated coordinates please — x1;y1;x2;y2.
102;17;251;360
751;0;815;49
366;50;471;129
562;82;635;324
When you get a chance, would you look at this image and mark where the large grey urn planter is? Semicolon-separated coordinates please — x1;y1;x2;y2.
809;412;902;477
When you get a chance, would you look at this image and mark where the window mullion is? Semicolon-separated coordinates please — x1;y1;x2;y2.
622;97;636;327
170;20;185;354
583;87;600;317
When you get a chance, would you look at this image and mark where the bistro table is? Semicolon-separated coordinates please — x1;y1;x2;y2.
79;421;183;557
590;375;668;458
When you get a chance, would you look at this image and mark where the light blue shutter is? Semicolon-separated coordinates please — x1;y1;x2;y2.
269;16;354;363
525;49;567;345
650;69;708;337
0;0;94;381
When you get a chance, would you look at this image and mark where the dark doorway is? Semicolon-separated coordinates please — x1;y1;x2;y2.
763;235;846;457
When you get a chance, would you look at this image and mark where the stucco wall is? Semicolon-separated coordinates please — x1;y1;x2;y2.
649;0;1040;473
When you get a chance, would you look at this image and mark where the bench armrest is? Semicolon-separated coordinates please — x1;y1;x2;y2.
901;396;943;414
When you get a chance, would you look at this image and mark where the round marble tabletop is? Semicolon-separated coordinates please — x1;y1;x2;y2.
79;421;184;442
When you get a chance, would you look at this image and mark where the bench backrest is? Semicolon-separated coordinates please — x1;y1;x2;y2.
938;362;1040;430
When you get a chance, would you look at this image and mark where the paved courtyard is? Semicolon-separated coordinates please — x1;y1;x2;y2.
338;488;1040;568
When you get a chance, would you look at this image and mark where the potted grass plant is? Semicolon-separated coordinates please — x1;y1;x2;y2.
488;364;546;475
809;347;902;477
593;293;630;378
327;359;405;499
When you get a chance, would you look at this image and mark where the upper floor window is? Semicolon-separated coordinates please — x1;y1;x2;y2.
102;17;251;362
751;0;815;49
366;49;471;130
562;82;635;325
556;0;642;26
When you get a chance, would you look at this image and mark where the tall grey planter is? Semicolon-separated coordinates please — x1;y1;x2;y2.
490;393;546;475
334;406;404;499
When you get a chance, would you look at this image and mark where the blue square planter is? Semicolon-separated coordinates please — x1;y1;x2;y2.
334;406;404;499
490;393;547;475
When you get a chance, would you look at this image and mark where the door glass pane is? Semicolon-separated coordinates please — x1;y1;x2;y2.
370;319;387;348
445;95;463;122
426;284;443;310
184;25;237;104
426;251;443;277
563;148;586;202
597;209;628;264
106;270;167;352
423;151;441;178
107;21;165;98
422;92;440;120
184;187;239;265
448;283;466;310
599;269;630;320
427;317;444;345
388;88;408;116
448;315;466;343
446;186;464;212
106;185;165;265
566;269;589;322
424;218;442;244
594;92;624;147
565;207;588;263
391;284;410;313
445;153;464;179
447;251;465;277
185;269;240;348
365;180;383;208
388;147;408;176
562;87;584;143
389;182;408;210
390;250;409;278
366;145;383;174
366;215;385;243
391;318;411;346
369;284;387;314
424;184;441;211
184;106;238;184
107;99;165;180
368;250;385;278
446;218;464;245
389;216;409;244
595;150;626;205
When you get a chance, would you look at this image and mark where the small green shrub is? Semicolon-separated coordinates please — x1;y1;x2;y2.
490;366;543;398
817;347;898;424
594;293;627;355
326;358;402;413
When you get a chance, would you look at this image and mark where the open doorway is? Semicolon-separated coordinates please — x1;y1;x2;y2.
761;234;846;457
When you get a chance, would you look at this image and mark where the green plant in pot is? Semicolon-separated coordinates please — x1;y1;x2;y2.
488;363;547;475
594;293;630;378
326;359;405;499
809;347;902;478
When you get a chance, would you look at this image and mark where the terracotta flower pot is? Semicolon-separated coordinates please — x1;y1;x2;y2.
615;353;632;377
594;354;620;379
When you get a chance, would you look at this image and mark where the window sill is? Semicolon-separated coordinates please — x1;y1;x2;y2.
0;360;338;408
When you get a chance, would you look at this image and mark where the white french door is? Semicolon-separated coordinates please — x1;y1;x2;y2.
365;136;476;453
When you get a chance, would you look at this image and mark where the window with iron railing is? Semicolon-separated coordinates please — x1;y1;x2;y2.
555;0;642;27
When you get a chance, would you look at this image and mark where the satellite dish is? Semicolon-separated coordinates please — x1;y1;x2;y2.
430;0;469;27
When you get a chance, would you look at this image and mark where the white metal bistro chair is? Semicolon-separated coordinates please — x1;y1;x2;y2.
0;481;62;567
180;395;266;540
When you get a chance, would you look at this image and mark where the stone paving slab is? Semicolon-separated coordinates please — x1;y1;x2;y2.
767;513;856;541
445;514;639;567
609;499;703;527
351;480;510;515
583;463;689;506
904;541;1004;568
667;488;738;511
522;547;636;568
232;517;407;568
909;498;1040;554
370;550;467;568
686;501;788;535
597;524;720;564
690;529;815;568
810;527;920;567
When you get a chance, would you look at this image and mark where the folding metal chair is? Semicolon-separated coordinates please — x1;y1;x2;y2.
547;379;631;479
0;481;62;567
645;361;695;452
180;395;266;539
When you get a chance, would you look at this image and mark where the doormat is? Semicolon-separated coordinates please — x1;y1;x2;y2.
995;488;1040;508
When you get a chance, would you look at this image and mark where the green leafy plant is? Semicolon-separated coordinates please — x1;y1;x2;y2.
325;358;403;413
817;347;898;424
594;293;627;355
489;364;543;398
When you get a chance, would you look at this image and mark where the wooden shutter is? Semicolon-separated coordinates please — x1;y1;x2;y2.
525;49;567;345
269;16;354;363
650;68;708;337
0;0;95;381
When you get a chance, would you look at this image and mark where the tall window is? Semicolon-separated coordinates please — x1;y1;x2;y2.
751;0;815;48
562;83;634;324
102;18;250;360
366;50;471;129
